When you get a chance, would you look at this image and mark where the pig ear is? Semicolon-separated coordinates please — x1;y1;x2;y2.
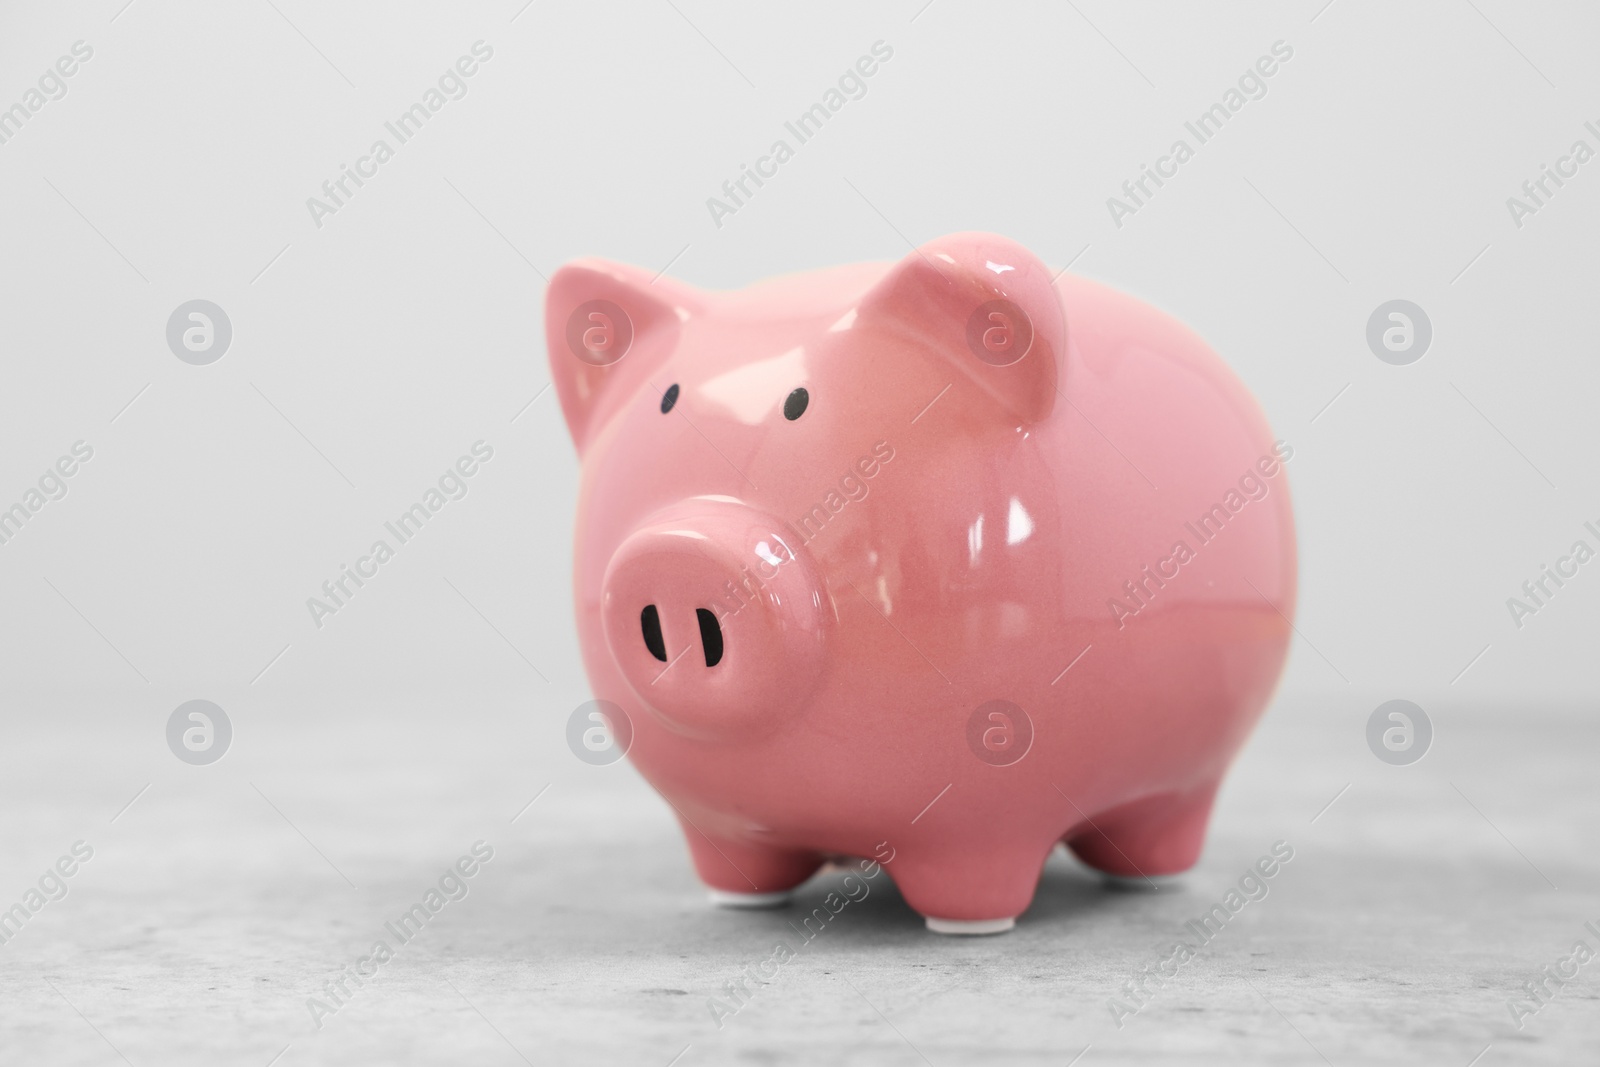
857;233;1063;425
544;259;700;455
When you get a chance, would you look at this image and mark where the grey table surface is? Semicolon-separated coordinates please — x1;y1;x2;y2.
1;693;1595;1066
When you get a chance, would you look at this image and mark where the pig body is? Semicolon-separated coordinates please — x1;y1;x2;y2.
547;232;1295;933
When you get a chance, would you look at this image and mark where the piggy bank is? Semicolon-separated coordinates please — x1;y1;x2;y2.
547;232;1295;934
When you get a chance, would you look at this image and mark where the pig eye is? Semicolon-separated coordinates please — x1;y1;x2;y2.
660;384;679;414
783;387;809;420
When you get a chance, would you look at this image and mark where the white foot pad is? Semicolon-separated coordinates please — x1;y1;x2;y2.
708;889;791;909
925;916;1016;936
1101;872;1184;891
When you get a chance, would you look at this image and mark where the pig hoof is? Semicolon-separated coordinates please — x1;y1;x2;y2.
708;889;791;909
925;916;1016;936
1101;872;1184;891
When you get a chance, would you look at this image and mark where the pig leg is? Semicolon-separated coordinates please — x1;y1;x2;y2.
886;840;1055;935
680;825;822;908
1065;783;1219;884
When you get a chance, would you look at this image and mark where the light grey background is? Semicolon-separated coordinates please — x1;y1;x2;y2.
1;1;1596;1064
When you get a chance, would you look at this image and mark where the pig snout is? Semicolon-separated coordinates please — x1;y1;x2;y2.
600;500;829;739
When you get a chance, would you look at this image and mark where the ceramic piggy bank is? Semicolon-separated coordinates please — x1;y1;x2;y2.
547;232;1295;934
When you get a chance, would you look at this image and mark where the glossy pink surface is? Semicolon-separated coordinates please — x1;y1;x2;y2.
547;232;1296;928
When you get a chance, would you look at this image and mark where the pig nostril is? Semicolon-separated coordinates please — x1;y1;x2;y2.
640;605;667;661
695;608;724;667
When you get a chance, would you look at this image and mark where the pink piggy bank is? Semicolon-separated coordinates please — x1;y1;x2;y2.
547;232;1295;934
